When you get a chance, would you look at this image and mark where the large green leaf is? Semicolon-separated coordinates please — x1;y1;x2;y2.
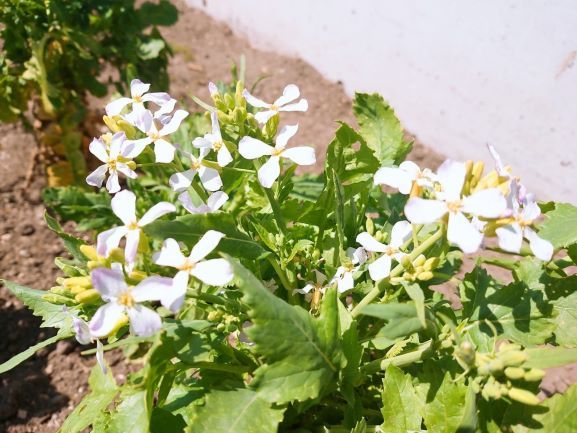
2;279;74;329
145;213;265;260
107;390;150;433
550;288;577;347
229;257;341;404
525;347;577;369
352;92;412;164
539;203;577;248
459;267;555;349
44;211;86;261
186;388;284;433
59;364;117;433
380;364;423;433
421;373;468;433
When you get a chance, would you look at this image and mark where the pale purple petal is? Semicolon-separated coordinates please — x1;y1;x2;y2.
337;270;354;293
258;156;280;188
89;303;126;338
178;191;210;214
274;84;300;106
138;201;176;226
127;305;162;337
404;198;448;224
462;188;507;218
124;229;141;265
524;227;554;261
161;271;188;313
521;201;541;222
116;163;137;179
191;258;233;286
169;169;196;192
207;191;228;211
189;230;225;263
96;226;129;257
86;165;108;188
198;166;223;192
112;190;137;226
89;138;109;163
281;147;316;166
153;238;187;269
399;161;421;177
279;99;308;112
275;124;299;149
254;110;277;124
105;171;121;194
121;137;151;158
192;136;213;149
242;89;270;108
130;79;150;98
105;97;132;116
437;159;466;201
72;316;92;345
154;98;177;119
154;138;176;163
159;109;189;136
447;211;483;254
496;223;523;254
238;136;274;159
210;112;222;140
91;267;127;300
141;91;171;106
217;146;233;167
132;276;174;303
96;339;107;374
374;166;414;194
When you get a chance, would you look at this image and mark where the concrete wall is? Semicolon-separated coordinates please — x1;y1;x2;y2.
186;0;577;202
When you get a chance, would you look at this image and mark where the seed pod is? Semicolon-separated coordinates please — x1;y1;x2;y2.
75;289;101;305
499;350;528;367
504;367;526;380
80;245;99;261
524;368;546;382
62;276;92;289
417;271;434;281
507;388;540;405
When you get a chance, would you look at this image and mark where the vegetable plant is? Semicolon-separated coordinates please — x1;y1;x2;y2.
0;0;177;186
2;73;577;433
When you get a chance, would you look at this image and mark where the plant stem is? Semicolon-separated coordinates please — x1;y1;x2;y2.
351;226;445;318
267;256;293;293
252;160;287;235
362;339;434;374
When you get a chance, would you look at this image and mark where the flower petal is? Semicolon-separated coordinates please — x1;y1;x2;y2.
238;136;274;159
356;232;387;253
121;137;151;159
462;188;507;218
436;159;466;201
89;138;109;163
105;97;132;116
91;267;127;300
161;270;189;313
274;84;300;106
169;169;196;192
106;171;121;194
242;89;270;108
159;109;189;136
96;226;129;257
207;191;229;211
138;201;176;226
124;229;140;265
390;220;413;248
112;190;137;225
141;91;171;106
116;163;137;179
368;254;393;281
254;110;278;124
282;146;316;166
72;316;92;345
132;276;174;303
191;258;233;286
275;124;299;149
399;161;421;177
524;227;554;261
154;138;176;163
153;238;187;268
154;98;177;118
86;165;108;188
374;167;414;194
404;198;448;224
447;211;483;254
130;79;150;98
522;201;541;222
210;111;222;139
279;99;308;112
189;230;225;263
127;305;162;337
217;145;234;167
89;303;126;338
258;156;280;188
192;136;213;149
496;223;523;253
336;270;354;293
96;340;107;374
178;191;210;214
199;166;223;192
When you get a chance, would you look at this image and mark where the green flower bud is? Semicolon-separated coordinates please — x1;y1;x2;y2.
42;293;76;306
401;255;414;271
488;359;504;374
233;106;245;123
311;249;321;260
482;381;503;400
75;289;101;305
207;310;224;322
80;244;99;261
524;368;546;382
87;260;101;270
507;387;540;405
499;342;522;353
424;257;440;271
504;367;526;380
456;341;476;366
499;350;528;367
50;286;72;297
69;285;88;295
365;217;375;236
413;254;426;267
224;93;235;110
62;276;91;289
417;271;434;281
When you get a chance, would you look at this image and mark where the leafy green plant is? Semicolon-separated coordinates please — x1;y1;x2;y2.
0;0;177;185
2;72;577;433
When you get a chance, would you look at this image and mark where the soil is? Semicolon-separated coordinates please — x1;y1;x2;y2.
0;1;572;432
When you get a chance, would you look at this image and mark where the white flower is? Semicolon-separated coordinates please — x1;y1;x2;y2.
178;190;228;214
153;98;178;125
193;112;233;167
132;108;189;163
330;247;367;293
405;159;507;254
374;161;437;194
238;124;315;188
356;221;413;281
96;190;176;266
295;270;327;298
243;84;308;124
70;313;107;373
86;132;146;193
106;79;171;129
153;232;233;312
495;200;553;261
487;144;535;206
88;267;173;338
169;148;223;192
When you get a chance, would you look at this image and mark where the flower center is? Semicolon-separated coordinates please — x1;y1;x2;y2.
191;160;201;170
385;246;397;256
107;159;117;170
133;95;142;103
214;140;223;151
149;131;159;140
447;200;463;213
270;104;279;112
127;221;139;230
272;148;284;157
343;263;355;273
516;215;533;227
118;292;135;308
179;259;196;272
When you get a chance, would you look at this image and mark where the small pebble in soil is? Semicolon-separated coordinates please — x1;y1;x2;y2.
19;224;35;236
17;409;27;420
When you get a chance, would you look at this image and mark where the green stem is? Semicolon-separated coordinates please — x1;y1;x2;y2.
267;256;294;294
351;226;445;318
252;160;287;235
362;339;434;374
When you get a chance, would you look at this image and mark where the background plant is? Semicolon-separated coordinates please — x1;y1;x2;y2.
2;68;577;433
0;0;177;186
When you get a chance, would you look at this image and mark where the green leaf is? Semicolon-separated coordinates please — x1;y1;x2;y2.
525;347;577;369
422;373;468;433
59;364;117;433
44;211;86;261
2;279;74;329
539;203;577;248
459;267;555;349
139;0;178;26
150;408;186;433
107;390;149;433
186;388;285;433
145;214;265;260
550;290;577;347
229;257;341;404
360;303;430;340
0;329;72;374
352;92;412;164
403;282;426;327
380;364;423;433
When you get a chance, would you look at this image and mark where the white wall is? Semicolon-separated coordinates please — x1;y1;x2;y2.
187;0;577;202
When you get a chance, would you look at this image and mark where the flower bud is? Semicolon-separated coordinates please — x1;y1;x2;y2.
69;285;88;295
423;257;439;271
207;310;224;322
224;93;235;110
233;107;245;123
470;161;485;187
42;293;76;306
417;271;434;281
75;289;101;305
128;270;147;283
506;388;540;405
80;245;99;261
235;81;245;107
499;350;527;367
499;342;522;353
87;260;101;270
488;359;504;373
482;381;503;400
401;255;414;271
127;161;137;170
109;248;125;263
413;254;426;267
365;217;375;236
524;368;546;382
62;276;92;289
504;367;526;380
456;341;476;366
50;286;72;297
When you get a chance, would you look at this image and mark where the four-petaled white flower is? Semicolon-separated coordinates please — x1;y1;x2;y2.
193;112;233;167
106;79;171;130
97;190;176;266
153;232;233;312
330;247;368;293
405;160;507;254
495;200;553;261
86;132;146;193
178;190;228;214
356;221;413;281
243;84;308;124
89;267;173;338
70;313;107;373
238;124;316;188
169;148;223;192
133;109;189;163
374;161;437;194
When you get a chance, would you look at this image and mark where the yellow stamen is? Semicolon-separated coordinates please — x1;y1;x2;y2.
118;292;135;308
447;200;463;213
